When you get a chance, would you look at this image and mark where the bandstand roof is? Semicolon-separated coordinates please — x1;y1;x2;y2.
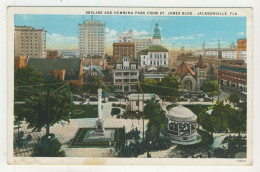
167;105;197;122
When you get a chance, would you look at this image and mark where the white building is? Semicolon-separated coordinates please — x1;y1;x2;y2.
112;56;139;93
117;30;133;43
221;50;237;59
205;49;219;58
78;20;105;58
139;23;168;68
128;93;162;112
140;46;169;67
14;26;46;58
133;39;151;60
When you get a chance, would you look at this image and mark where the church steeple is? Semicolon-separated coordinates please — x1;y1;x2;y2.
153;23;161;39
152;23;161;46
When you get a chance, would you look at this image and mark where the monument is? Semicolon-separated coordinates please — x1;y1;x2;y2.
94;88;105;135
82;88;115;143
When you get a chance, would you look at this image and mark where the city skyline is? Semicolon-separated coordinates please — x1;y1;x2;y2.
14;14;247;54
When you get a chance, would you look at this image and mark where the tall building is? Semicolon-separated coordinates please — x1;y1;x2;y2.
133;39;151;60
113;42;135;62
237;38;247;64
78;20;106;58
117;30;133;43
14;26;46;58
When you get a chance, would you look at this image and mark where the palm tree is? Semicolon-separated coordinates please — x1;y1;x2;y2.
144;98;167;145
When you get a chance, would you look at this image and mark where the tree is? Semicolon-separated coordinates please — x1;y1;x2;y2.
228;93;240;107
24;79;73;137
202;80;220;102
159;75;180;89
226;101;247;149
200;112;215;136
32;134;65;157
211;101;229;132
143;78;158;85
14;66;43;101
144;98;167;145
186;104;206;128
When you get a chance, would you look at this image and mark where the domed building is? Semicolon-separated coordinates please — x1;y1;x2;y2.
167;105;201;144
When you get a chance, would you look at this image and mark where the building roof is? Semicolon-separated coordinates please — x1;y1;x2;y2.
128;93;160;101
174;61;195;76
139;45;168;55
27;58;82;81
196;56;206;69
219;65;247;74
89;66;104;77
167;105;197;122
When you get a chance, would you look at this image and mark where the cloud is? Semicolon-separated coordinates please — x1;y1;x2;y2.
46;33;78;50
47;33;78;43
106;28;117;43
169;35;195;41
237;32;245;36
197;34;204;37
159;27;163;31
132;29;150;39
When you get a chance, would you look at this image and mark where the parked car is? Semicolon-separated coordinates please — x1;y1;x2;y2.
89;96;98;101
73;95;84;101
108;96;119;102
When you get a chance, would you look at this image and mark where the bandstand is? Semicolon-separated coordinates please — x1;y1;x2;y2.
167;105;201;144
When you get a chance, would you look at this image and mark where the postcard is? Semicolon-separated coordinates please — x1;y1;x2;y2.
7;7;253;165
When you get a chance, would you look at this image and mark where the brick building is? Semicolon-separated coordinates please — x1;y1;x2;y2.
113;42;135;63
47;50;59;59
218;65;247;92
14;56;28;71
27;58;83;87
237;38;247;63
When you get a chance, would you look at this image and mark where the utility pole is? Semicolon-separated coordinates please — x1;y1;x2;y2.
46;87;50;137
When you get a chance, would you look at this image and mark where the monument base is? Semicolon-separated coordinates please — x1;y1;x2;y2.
83;129;115;143
94;119;105;136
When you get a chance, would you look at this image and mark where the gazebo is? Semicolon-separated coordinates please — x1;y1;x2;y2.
167;105;201;143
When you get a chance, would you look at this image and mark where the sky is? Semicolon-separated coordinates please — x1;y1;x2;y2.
14;14;247;54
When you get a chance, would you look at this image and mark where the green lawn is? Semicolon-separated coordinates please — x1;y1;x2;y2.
71;104;98;119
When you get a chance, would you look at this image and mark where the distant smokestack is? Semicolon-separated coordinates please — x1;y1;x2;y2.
218;40;221;49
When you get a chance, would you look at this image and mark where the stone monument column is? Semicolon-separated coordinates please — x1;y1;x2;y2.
98;88;102;119
94;88;105;135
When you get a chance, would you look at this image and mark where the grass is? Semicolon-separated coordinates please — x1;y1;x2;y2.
70;104;98;119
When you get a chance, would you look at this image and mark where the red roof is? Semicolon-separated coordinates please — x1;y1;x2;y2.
175;61;195;76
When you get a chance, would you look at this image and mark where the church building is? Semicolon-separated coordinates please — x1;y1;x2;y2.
174;57;206;91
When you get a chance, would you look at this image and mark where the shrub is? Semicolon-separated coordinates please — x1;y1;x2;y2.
111;108;121;116
32;134;65;157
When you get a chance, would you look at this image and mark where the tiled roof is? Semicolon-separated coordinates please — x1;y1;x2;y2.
27;58;82;81
174;61;195;76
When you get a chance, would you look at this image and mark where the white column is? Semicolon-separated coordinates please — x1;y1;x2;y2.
189;123;192;135
98;88;102;119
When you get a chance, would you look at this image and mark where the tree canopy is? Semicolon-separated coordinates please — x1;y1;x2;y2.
144;98;167;144
14;66;43;101
23;79;73;137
